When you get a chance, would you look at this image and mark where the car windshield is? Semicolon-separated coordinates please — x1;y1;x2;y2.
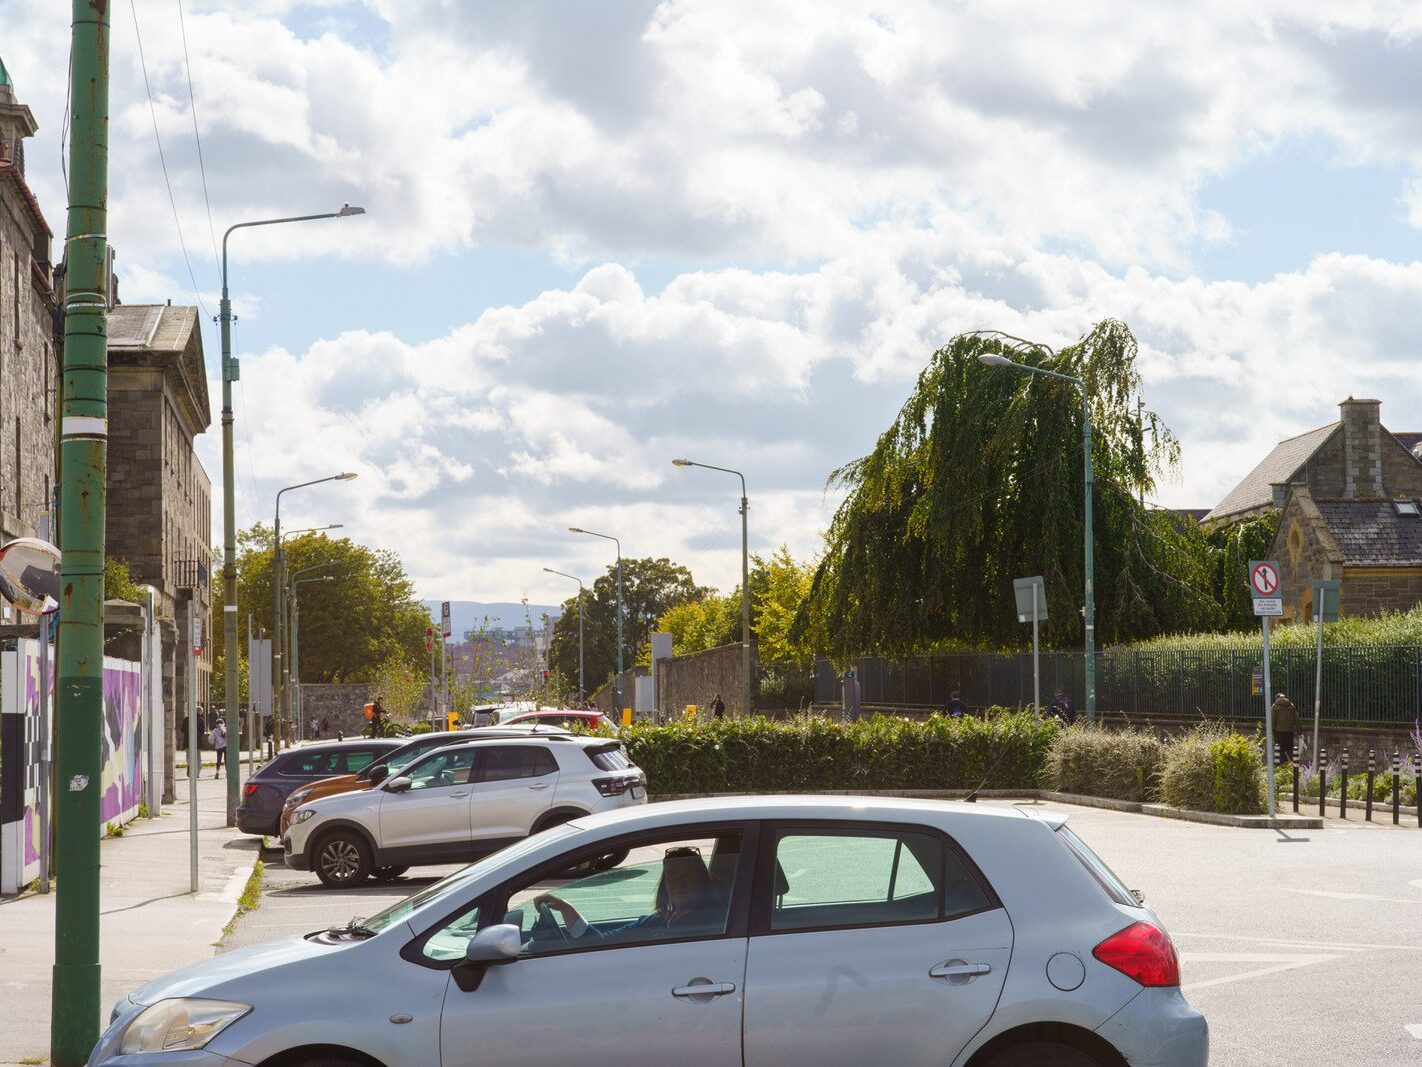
385;740;451;775
359;825;579;934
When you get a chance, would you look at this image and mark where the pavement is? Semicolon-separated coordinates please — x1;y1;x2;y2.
0;774;260;1067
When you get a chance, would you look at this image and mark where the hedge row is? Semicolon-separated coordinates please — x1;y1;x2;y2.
622;713;1266;815
621;710;1057;794
1039;723;1266;814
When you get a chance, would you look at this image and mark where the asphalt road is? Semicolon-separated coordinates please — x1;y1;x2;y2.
222;805;1422;1065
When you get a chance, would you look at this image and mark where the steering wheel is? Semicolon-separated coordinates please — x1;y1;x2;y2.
534;900;572;946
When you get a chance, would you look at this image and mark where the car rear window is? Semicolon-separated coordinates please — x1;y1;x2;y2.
477;745;558;782
585;743;631;771
1056;825;1136;906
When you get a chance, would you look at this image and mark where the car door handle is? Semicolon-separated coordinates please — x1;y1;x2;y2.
930;961;992;979
528;783;550;790
672;980;736;998
449;792;469;798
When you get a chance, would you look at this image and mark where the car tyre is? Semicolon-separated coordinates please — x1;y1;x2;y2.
591;848;629;872
374;865;409;881
984;1042;1103;1067
313;831;373;888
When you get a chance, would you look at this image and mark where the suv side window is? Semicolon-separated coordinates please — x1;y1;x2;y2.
765;827;990;932
477;746;556;783
346;749;381;773
405;749;477;790
287;751;344;776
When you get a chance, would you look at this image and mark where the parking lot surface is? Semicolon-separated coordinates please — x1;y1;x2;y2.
222;803;1422;1065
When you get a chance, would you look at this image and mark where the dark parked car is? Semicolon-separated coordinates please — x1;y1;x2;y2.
236;740;404;836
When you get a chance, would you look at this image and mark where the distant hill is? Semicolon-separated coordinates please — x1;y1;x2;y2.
422;600;561;636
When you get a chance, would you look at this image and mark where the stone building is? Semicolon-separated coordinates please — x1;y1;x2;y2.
1206;398;1422;621
0;61;61;554
107;303;213;798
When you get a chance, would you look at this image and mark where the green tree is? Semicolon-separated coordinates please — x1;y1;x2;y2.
753;546;821;666
369;654;428;722
211;524;430;683
655;593;740;657
547;557;705;690
799;321;1222;653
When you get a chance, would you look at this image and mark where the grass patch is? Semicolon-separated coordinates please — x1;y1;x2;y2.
221;860;265;941
20;1055;44;1065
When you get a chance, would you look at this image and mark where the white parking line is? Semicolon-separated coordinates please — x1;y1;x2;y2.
1179;953;1339;992
1405;1024;1422;1040
1174;932;1422;952
1283;887;1422;905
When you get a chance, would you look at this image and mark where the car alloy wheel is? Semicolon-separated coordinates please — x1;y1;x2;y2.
315;833;371;887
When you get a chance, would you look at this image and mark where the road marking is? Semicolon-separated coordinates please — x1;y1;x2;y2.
1180;953;1337;992
1174;932;1422;952
1283;887;1422;905
1405;1024;1422;1040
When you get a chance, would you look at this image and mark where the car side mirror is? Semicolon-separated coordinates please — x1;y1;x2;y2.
385;776;412;793
453;924;521;992
367;765;390;785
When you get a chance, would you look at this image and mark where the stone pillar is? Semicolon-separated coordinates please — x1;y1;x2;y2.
1339;398;1383;498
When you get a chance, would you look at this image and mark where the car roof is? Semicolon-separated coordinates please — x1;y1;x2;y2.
411;731;607;755
565;795;1066;832
284;739;404;753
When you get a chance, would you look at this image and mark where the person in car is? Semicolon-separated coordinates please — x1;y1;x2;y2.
533;847;720;940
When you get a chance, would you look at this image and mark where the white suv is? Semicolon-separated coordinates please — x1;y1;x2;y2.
284;734;646;887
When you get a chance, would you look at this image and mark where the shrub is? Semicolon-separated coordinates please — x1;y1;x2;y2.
1159;728;1222;812
1210;734;1264;814
1040;726;1165;801
622;709;1057;795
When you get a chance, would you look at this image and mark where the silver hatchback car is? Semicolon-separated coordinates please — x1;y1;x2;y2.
92;797;1206;1066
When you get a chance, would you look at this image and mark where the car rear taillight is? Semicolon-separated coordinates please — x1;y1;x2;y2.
592;776;637;797
1092;921;1180;987
243;783;260;797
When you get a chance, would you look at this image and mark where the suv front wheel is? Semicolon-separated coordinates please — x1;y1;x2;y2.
314;830;373;888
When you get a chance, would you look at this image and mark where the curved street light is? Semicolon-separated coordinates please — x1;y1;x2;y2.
218;204;365;821
569;527;623;714
977;347;1096;720
672;458;752;717
543;567;585;704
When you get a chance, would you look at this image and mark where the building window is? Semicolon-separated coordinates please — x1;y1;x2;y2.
1395;500;1420;518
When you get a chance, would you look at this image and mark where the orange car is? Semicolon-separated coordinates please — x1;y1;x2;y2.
278;726;571;834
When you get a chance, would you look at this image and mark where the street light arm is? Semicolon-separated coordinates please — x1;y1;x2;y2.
222;209;366;291
672;458;746;497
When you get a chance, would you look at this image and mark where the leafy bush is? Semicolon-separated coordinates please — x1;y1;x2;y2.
1159;729;1223;812
623;710;1057;795
1210;734;1264;814
1040;726;1165;801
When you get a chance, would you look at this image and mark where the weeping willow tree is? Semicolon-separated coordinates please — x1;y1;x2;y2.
799;321;1225;654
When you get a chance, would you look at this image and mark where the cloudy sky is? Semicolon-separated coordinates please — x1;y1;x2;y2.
5;1;1422;602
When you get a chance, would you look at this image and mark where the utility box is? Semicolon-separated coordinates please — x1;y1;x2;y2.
841;668;862;720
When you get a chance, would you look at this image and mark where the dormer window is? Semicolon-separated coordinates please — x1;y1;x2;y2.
1395;500;1421;518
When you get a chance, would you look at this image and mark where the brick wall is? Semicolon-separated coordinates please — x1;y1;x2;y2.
656;642;756;718
1339;568;1422;616
299;683;372;739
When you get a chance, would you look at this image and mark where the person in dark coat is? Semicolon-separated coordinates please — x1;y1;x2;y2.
710;693;726;720
947;691;966;717
1271;693;1300;763
1047;688;1076;725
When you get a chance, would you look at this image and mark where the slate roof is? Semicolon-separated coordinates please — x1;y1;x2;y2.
107;304;211;435
1315;499;1422;567
1204;422;1340;522
1396;432;1422;459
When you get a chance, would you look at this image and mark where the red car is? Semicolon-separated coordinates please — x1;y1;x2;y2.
495;709;618;732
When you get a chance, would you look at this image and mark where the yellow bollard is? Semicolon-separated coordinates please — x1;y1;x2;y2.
622;708;633;727
685;705;698;718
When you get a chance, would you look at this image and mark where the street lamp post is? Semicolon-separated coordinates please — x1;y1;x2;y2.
569;528;622;714
220;204;363;823
673;459;752;717
543;567;585;703
273;474;356;748
978;349;1096;721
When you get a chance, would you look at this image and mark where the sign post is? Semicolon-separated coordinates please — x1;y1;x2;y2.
426;626;437;731
1249;560;1282;817
189;612;203;892
440;602;451;726
1013;577;1047;713
1310;579;1340;768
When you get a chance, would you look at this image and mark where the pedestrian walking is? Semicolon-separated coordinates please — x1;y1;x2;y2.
947;690;966;717
1271;693;1299;764
710;693;726;720
320;716;330;738
1047;688;1076;725
211;719;228;777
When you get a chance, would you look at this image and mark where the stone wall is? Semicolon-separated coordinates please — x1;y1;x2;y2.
656;642;756;719
299;683;372;739
1339;568;1422;617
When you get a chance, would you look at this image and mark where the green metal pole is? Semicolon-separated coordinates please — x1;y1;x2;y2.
220;241;240;822
740;484;751;718
1082;386;1096;722
53;0;110;1059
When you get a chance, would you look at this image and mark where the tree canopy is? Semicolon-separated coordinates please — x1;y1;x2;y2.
797;321;1231;654
546;557;704;689
212;524;431;683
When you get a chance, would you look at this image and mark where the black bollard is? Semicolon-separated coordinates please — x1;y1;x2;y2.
1319;747;1328;818
1340;749;1349;819
1292;741;1300;814
1365;750;1375;822
1393;750;1401;826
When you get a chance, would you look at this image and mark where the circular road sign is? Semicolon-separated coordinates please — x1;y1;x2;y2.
1250;561;1279;597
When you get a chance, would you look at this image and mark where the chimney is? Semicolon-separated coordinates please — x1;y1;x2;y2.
1339;397;1383;498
